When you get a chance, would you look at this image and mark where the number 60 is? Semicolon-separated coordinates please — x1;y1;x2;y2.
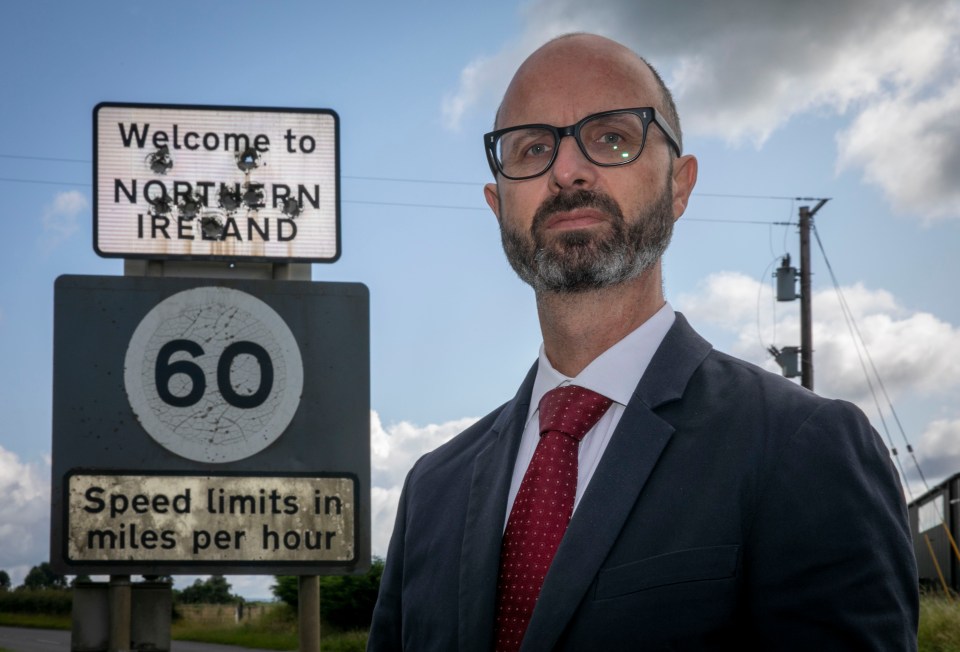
154;339;274;409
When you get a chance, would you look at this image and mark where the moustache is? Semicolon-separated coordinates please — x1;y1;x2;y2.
531;190;624;232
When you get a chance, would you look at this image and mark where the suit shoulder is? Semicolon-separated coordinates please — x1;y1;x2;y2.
406;401;510;484
699;348;829;409
692;348;879;449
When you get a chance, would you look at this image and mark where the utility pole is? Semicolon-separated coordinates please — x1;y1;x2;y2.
799;205;813;390
799;199;828;391
771;198;828;391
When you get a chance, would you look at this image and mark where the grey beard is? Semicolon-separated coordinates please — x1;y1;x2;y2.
499;184;674;294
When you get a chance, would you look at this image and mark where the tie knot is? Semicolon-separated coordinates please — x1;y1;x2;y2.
538;385;612;442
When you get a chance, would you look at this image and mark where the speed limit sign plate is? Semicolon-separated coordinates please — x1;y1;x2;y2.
50;274;370;575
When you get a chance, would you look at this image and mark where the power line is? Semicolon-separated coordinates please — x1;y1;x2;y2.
0;153;88;164
811;223;926;495
684;217;793;225
0;176;88;187
345;199;488;211
0;153;816;202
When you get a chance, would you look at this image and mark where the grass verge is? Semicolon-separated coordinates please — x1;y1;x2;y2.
919;595;960;652
0;613;71;629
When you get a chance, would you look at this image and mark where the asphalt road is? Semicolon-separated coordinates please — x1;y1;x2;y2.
0;626;280;652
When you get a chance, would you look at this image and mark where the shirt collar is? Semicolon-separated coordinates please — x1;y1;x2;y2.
528;302;676;422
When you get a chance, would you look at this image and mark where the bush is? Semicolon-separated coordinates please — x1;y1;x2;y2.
176;575;238;604
272;558;384;631
0;589;72;615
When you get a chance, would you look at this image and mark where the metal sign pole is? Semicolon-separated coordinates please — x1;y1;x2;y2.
107;575;131;652
299;575;321;651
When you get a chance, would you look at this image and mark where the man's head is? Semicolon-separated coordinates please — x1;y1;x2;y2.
483;34;697;295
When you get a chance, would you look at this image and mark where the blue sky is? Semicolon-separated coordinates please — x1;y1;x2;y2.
1;0;958;598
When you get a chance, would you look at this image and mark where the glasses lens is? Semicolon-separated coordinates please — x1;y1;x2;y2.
579;112;646;165
495;127;556;179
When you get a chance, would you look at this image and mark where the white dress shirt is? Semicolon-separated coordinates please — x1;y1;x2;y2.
503;303;676;528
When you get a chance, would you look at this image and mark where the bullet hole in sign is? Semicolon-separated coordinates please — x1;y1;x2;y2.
281;197;301;218
200;216;225;240
236;147;261;172
147;146;173;175
243;185;265;210
219;187;242;212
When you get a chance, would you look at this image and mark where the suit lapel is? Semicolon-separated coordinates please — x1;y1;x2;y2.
458;363;537;652
521;314;712;652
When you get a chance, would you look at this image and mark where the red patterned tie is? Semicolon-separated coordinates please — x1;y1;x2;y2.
495;385;612;651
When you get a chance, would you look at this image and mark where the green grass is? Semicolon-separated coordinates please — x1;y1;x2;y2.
919;595;960;652
0;613;71;629
13;596;960;651
170;603;366;651
0;604;367;651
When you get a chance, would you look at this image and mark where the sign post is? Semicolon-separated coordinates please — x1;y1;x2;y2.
53;102;361;651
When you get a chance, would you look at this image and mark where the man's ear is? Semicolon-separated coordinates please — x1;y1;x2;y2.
484;182;502;223
671;154;698;221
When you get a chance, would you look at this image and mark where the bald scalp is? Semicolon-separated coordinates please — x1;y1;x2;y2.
495;33;682;152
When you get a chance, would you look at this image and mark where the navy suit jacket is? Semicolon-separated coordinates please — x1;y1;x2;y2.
368;314;918;650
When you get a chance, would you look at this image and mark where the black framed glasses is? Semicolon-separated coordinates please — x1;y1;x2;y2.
484;107;681;180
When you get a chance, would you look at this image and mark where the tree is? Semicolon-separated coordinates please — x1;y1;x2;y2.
319;558;384;630
0;570;10;591
272;558;385;630
21;563;67;591
271;575;298;607
177;575;237;604
70;574;91;587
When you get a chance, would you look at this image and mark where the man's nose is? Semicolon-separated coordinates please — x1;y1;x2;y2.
548;135;597;191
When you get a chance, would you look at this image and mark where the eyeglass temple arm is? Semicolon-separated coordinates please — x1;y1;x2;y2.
652;111;682;157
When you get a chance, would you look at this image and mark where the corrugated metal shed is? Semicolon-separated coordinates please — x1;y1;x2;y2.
908;472;960;593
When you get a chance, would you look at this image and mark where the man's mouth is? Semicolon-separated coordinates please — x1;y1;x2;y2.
541;208;608;231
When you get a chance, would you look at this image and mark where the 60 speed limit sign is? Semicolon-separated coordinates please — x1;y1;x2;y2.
124;287;304;463
51;275;370;575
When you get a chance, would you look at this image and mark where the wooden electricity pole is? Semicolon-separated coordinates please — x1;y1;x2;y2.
799;199;828;391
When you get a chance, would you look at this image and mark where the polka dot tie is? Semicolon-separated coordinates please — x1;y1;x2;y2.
494;385;612;652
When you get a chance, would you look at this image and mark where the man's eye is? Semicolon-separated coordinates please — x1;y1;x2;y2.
600;133;623;145
525;143;551;157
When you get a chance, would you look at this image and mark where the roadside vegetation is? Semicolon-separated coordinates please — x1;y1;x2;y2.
0;561;381;651
919;593;960;652
14;561;960;651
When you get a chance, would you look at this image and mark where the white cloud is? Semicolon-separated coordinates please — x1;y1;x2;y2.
0;446;51;588
915;419;960;491
370;411;476;556
677;271;960;404
40;190;88;252
445;0;960;219
836;79;960;223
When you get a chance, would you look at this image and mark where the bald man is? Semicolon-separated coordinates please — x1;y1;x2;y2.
368;34;917;651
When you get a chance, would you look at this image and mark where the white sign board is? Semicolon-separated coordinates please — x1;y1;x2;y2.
66;473;356;564
95;102;339;262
